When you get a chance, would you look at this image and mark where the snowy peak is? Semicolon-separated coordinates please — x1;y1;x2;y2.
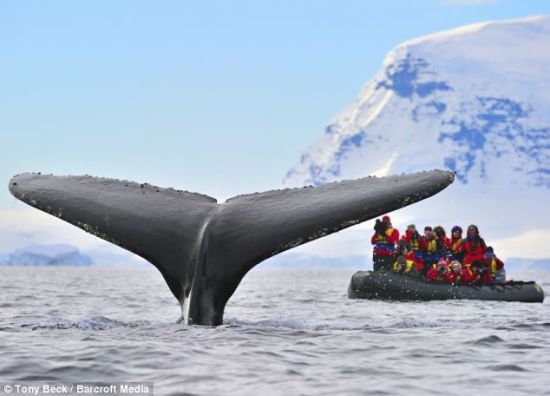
0;244;93;266
284;15;550;190
376;54;452;99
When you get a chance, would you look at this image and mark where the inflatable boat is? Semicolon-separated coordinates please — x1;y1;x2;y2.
348;270;545;303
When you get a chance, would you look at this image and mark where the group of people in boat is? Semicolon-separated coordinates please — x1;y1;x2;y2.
371;215;506;285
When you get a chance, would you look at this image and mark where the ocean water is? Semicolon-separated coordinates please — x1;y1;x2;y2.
1;267;549;396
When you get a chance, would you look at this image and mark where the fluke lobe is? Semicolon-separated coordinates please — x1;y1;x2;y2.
9;170;454;325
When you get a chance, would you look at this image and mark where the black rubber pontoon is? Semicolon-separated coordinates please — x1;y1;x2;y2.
348;270;545;303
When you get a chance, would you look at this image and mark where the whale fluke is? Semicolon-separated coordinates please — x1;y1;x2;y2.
9;170;454;325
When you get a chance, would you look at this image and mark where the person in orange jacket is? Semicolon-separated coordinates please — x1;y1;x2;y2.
444;261;462;284
401;224;427;267
462;225;487;264
427;257;449;282
483;246;506;284
371;215;400;271
450;225;464;262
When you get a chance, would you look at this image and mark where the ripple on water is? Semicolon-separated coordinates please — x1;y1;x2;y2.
20;316;148;331
1;267;549;396
507;343;542;350
487;364;528;372
473;335;504;345
228;317;315;331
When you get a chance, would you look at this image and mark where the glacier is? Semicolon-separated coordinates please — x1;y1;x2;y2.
283;15;550;262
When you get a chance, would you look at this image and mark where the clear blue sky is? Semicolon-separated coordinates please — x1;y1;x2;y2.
2;0;549;208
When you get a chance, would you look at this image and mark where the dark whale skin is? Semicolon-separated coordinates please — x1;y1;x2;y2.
9;170;454;325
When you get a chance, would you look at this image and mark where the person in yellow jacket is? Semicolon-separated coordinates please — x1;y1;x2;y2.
393;255;407;273
483;246;506;284
392;240;422;275
371;215;400;271
423;226;438;273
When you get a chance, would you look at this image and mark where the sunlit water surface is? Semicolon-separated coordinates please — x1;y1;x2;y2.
1;267;549;395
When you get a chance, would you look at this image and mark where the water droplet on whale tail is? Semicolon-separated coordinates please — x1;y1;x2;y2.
8;169;453;325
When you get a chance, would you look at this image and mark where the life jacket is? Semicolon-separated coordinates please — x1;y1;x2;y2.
403;230;426;255
386;227;398;241
426;239;437;253
490;258;498;276
404;250;423;272
451;238;462;254
371;228;395;256
392;260;405;272
376;232;389;244
487;257;504;276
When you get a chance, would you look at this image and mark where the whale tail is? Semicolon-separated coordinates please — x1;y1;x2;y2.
9;170;454;325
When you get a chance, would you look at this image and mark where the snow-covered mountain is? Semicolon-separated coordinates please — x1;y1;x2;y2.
283;15;550;261
505;258;550;272
0;244;93;266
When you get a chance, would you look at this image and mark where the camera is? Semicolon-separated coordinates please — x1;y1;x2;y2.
471;260;485;273
374;219;389;234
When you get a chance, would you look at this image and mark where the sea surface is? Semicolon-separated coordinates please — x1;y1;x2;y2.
1;267;549;396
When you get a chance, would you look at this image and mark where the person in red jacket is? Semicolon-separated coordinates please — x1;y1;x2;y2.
461;260;492;285
444;261;462;284
450;225;464;262
462;225;487;264
433;225;451;259
483;246;506;284
371;215;400;271
402;224;427;267
427;257;449;282
471;260;493;285
461;261;477;284
407;249;424;275
395;239;424;275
